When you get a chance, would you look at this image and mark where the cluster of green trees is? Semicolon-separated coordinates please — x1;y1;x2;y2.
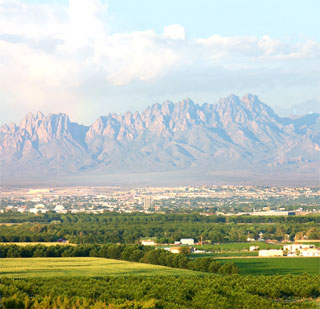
2;211;320;224
0;212;319;243
1;275;319;308
0;244;238;274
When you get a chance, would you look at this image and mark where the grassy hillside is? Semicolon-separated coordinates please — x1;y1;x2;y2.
0;257;202;278
218;257;320;275
194;242;283;251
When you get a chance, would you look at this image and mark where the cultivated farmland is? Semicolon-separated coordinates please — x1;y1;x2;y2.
0;257;203;278
218;257;320;275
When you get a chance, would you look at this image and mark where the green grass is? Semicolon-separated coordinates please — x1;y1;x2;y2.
0;257;203;278
191;251;258;258
218;257;320;275
193;242;283;251
1;256;318;279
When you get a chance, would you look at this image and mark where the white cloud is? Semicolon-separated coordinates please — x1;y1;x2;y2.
197;34;320;61
0;0;67;39
63;0;107;50
163;24;186;40
92;30;179;85
0;0;319;124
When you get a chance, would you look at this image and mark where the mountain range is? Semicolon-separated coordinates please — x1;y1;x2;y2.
1;94;319;186
275;99;320;117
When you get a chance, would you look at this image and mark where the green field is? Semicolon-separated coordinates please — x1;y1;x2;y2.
1;256;318;278
0;257;202;278
193;242;283;251
191;251;258;258
218;257;320;275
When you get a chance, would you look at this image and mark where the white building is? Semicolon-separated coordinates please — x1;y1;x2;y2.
259;249;283;257
180;238;194;245
251;211;295;216
141;240;157;246
29;208;48;214
34;204;45;208
249;246;259;251
144;197;152;210
170;247;181;254
54;205;67;214
300;248;320;257
283;244;317;256
283;244;314;252
29;208;39;214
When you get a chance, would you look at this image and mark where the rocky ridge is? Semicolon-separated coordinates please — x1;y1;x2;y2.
1;94;319;183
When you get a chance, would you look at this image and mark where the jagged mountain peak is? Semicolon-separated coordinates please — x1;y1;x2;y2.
219;94;241;104
241;93;259;103
1;94;319;184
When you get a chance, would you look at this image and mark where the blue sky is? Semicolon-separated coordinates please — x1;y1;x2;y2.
0;0;319;124
26;0;320;39
108;0;320;39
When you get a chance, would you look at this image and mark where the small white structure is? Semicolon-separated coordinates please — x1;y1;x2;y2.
34;204;45;208
193;249;206;254
170;247;181;254
180;238;194;245
29;208;40;214
283;244;314;252
300;248;320;257
259;249;283;257
258;232;264;241
141;240;157;246
54;205;67;214
249;246;259;251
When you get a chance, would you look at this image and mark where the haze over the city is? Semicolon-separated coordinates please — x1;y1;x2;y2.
1;0;320;125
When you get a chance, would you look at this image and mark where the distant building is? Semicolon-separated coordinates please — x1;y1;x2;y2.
251;211;296;216
29;208;39;214
34;204;45;208
29;208;48;214
144;197;152;210
141;240;157;246
259;249;283;257
300;248;320;257
258;232;264;241
283;244;315;256
180;238;194;245
193;249;206;254
249;246;259;251
170;247;181;254
283;244;314;252
54;205;67;214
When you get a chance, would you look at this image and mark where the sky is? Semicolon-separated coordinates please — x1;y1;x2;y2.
0;0;319;125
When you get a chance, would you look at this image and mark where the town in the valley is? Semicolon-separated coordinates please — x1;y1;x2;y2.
1;185;319;258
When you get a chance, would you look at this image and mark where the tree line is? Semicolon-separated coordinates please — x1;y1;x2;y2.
1;211;320;224
0;212;319;244
0;244;238;275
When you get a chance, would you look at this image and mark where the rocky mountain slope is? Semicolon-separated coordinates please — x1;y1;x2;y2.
1;94;319;184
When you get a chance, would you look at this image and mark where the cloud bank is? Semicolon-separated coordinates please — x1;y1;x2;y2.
0;0;319;124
